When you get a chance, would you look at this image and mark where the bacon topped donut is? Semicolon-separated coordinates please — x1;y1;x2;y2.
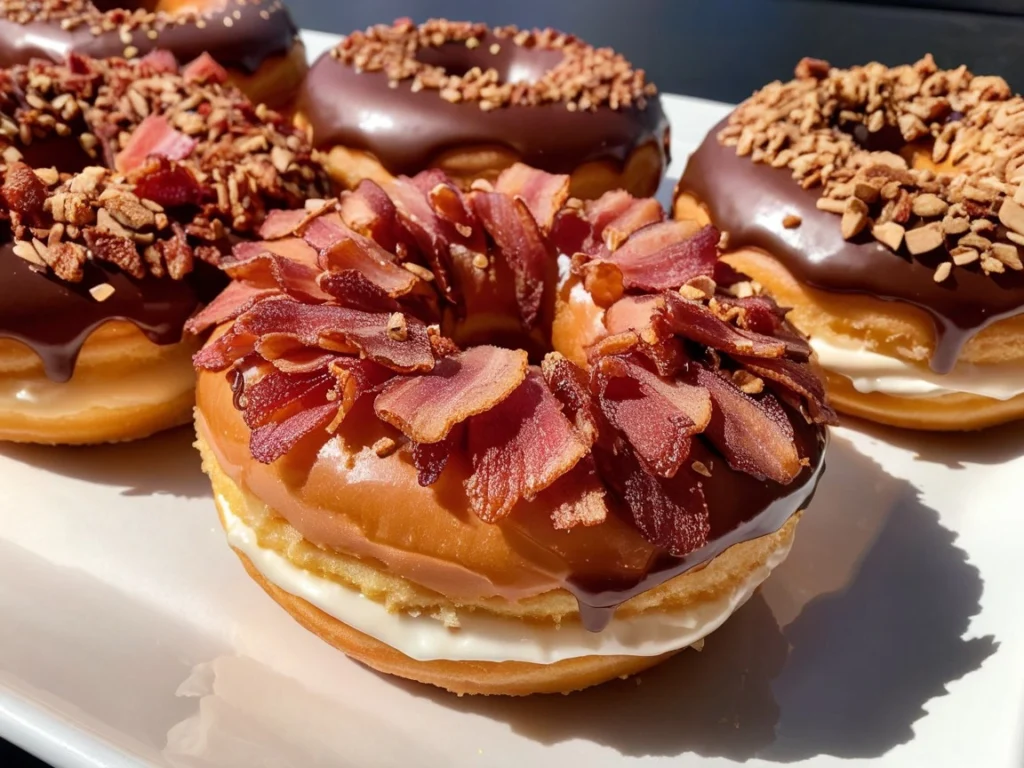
0;52;328;444
0;0;306;108
295;18;670;200
192;163;833;695
676;56;1024;430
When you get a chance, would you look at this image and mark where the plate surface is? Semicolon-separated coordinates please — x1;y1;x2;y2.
1;30;1021;768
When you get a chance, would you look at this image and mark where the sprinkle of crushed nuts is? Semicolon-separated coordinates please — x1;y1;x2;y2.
89;282;116;302
386;312;408;341
933;261;953;282
373;437;398;457
403;262;435;281
691;461;712;478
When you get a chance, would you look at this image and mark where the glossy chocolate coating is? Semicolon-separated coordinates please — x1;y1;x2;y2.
0;241;212;381
680;119;1024;373
561;415;825;632
299;40;670;178
0;0;296;73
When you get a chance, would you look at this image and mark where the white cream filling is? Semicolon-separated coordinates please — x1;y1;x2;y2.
221;494;791;664
810;336;1024;400
0;356;196;417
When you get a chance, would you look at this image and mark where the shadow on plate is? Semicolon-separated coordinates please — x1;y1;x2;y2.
393;435;998;761
0;425;210;499
838;414;1024;468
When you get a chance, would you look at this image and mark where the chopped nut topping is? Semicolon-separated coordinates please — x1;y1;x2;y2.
386;311;408;341
720;54;1024;281
331;19;657;113
403;262;435;281
0;52;328;284
372;437;398;457
732;369;764;394
88;282;115;302
691;460;712;477
782;213;802;228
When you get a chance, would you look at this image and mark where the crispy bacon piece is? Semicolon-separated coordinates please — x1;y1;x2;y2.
204;299;435;373
411;424;464;486
694;366;801;483
223;238;330;303
132;158;205;208
733;355;838;423
548;457;608;529
340;180;406;254
386;176;459;304
472;191;549;328
604;222;719;292
604;294;663;335
259;209;312;240
182;52;229;84
138;49;178;74
596;356;711;478
114;115;198;174
242;365;335;429
661;292;788;359
586;190;665;251
465;371;588;522
375;346;528;443
185;281;274;335
316;270;401;313
714;295;812;360
600;446;710;556
540;352;603;447
493;163;570;233
250;402;337;464
319;230;419;298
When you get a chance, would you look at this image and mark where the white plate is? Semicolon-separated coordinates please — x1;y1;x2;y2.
1;30;1022;768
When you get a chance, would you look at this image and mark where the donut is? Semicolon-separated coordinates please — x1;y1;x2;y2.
0;0;306;109
0;51;328;444
191;163;833;695
294;18;670;200
675;55;1024;431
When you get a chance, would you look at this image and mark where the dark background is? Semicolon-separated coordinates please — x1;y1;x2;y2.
4;0;1023;765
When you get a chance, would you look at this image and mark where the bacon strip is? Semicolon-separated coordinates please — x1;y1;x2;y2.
242;366;334;429
694;366;801;483
316;270;401;313
386;176;459;304
661;292;788;358
493;163;570;233
375;346;528;443
599;446;710;556
340;180;405;254
596;356;711;478
223;238;330;303
186;281;275;335
604;295;663;335
250;402;337;464
232;299;435;373
605;222;719;292
472;191;549;328
114;115;198;174
465;371;588;522
733;355;838;423
586;190;665;250
540;352;603;447
411;424;464;486
319;230;419;297
132;158;205;208
182;51;229;84
547;457;608;529
259;209;311;240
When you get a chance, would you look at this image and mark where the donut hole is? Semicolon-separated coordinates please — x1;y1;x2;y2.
414;42;564;86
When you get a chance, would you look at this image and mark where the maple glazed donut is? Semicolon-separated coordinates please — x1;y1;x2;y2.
192;163;833;696
0;52;327;444
0;0;307;109
675;56;1024;431
294;18;670;200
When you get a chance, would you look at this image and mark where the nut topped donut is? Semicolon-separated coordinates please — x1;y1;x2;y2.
191;163;833;696
295;18;670;200
0;51;328;444
0;0;306;109
675;55;1024;431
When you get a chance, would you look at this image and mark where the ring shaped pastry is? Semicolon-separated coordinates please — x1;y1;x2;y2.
192;163;833;695
295;19;670;200
675;56;1024;431
0;52;327;444
0;0;307;109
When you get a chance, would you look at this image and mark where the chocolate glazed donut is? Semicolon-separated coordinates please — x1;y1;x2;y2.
0;0;306;108
296;19;670;200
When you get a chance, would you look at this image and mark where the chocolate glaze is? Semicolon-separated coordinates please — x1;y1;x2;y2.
680;119;1024;373
539;414;826;632
0;0;296;73
0;240;221;381
299;40;670;178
